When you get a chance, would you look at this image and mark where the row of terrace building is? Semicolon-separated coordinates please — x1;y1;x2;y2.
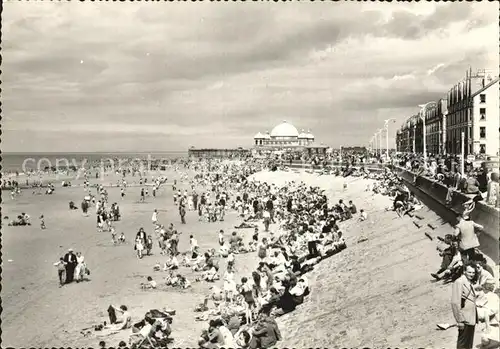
396;69;499;158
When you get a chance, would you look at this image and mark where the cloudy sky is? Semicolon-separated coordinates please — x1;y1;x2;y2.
3;2;498;152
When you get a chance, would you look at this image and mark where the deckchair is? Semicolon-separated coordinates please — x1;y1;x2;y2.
130;323;157;349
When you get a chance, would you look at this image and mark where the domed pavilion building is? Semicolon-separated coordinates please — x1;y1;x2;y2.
254;120;315;149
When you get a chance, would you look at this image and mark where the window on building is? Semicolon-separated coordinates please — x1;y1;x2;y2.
480;127;486;139
480;94;486;103
480;108;486;120
480;144;486;154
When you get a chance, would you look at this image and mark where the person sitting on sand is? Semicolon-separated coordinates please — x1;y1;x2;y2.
141;276;157;289
359;209;367;221
476;281;499;334
163;255;179;271
201;266;220;282
333;231;346;251
118;232;125;243
110;305;132;330
219;244;229;258
431;239;462;281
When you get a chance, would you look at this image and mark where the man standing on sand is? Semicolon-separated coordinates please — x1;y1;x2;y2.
63;248;78;284
451;264;478;349
152;209;158;225
179;203;186;224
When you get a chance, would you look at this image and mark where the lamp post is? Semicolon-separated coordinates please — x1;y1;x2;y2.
418;101;438;161
384;118;397;160
378;129;383;159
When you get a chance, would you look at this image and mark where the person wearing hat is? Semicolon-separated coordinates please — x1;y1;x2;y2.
63;248;78;284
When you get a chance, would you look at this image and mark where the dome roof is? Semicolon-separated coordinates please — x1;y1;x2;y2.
254;132;264;139
270;120;299;138
298;129;308;139
305;129;315;139
262;131;271;139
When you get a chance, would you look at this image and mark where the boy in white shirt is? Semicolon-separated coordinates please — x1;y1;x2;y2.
359;209;367;221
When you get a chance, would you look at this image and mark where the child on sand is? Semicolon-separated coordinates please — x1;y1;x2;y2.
359;209;367;221
53;258;66;287
118;232;125;243
111;227;117;244
141;276;157;289
40;215;46;229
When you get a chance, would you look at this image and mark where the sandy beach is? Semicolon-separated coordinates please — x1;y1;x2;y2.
2;168;498;348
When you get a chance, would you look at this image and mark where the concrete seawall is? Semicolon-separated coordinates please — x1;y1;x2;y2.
392;166;499;264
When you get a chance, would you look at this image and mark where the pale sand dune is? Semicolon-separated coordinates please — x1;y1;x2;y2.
1;169;494;347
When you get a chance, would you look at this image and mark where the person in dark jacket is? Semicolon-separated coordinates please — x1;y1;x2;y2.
63;248;78;283
252;309;281;349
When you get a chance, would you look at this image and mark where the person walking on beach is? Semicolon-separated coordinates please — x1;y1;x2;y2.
74;251;86;282
140;188;145;203
179;204;186;224
53;257;66;287
451;263;478;349
152;209;158;225
63;248;78;284
135;236;144;259
40;215;46;230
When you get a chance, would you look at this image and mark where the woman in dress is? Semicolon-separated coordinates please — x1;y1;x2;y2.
74;252;86;283
223;264;237;302
135;236;144;259
187;195;194;211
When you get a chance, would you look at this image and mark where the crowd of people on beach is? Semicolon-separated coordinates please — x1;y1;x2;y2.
394;153;499;209
4;150;499;349
62;156;364;348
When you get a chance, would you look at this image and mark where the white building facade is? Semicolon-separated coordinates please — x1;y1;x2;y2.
471;79;499;156
254;120;315;149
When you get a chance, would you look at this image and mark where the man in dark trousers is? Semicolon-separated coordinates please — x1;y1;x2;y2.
63;248;78;284
266;198;275;223
179;203;186;224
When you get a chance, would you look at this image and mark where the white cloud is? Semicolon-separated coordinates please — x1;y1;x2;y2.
2;2;498;152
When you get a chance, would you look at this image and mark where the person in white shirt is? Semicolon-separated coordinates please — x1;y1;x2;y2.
190;235;199;258
306;228;319;257
218;229;225;246
333;231;346;250
477;282;499;341
359;209;367;221
152;209;158;225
